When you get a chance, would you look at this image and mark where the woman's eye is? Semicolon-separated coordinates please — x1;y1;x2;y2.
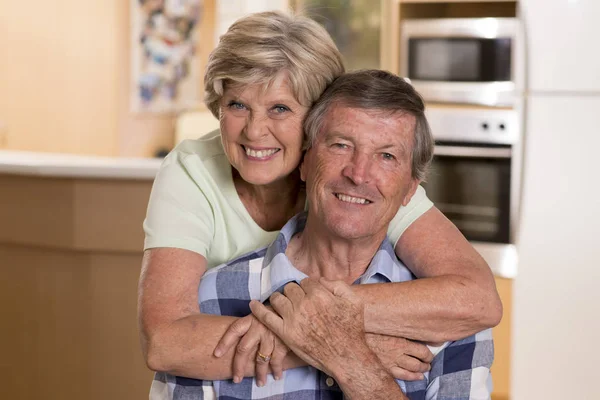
273;105;290;113
228;101;246;110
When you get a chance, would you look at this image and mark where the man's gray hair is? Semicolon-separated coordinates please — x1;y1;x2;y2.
303;70;435;181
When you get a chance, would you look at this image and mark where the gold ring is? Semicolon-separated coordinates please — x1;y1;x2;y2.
256;352;272;362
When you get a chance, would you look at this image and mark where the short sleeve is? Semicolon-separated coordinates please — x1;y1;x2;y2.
387;185;433;248
143;153;215;257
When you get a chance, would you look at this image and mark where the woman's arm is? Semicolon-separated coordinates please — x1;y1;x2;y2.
138;247;303;380
139;248;430;381
354;207;503;343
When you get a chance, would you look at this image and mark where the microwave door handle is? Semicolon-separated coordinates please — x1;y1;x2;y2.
434;146;512;158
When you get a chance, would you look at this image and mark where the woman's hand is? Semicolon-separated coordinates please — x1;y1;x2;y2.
365;333;433;381
214;309;290;386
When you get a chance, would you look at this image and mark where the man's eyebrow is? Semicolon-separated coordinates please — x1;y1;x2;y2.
378;142;408;155
325;132;354;142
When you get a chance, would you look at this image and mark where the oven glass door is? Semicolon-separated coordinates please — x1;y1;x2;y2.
422;147;511;243
408;38;512;82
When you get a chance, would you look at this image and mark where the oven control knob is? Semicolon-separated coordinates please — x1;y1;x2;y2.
499;123;506;131
481;122;489;130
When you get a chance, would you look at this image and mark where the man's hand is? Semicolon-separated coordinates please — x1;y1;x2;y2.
249;277;367;376
365;333;433;381
250;277;407;399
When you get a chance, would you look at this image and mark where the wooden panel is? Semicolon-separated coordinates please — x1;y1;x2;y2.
400;2;517;19
401;0;515;3
0;244;153;400
0;175;75;248
0;174;153;252
73;178;152;252
381;0;402;73
492;277;512;400
0;244;93;399
88;252;154;398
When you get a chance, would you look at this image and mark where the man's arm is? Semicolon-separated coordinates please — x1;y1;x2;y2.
353;207;502;343
250;278;408;400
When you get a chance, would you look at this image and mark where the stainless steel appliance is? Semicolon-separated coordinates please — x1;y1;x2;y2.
423;107;521;245
400;18;522;107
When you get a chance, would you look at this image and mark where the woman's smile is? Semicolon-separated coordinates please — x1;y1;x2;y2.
242;145;281;161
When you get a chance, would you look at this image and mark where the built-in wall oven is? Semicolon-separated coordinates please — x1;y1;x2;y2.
423;107;520;246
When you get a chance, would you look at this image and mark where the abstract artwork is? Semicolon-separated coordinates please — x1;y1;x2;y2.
131;0;203;113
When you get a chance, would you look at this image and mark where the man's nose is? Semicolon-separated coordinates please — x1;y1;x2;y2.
342;153;372;185
244;114;269;140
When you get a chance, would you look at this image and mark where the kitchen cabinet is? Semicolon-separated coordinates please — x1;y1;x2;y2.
521;0;600;92
512;95;600;400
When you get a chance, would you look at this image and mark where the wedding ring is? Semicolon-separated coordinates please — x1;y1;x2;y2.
256;352;272;363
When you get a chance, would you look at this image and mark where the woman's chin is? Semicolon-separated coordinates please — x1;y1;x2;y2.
237;167;297;187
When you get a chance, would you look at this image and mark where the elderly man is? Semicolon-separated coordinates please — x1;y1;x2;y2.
152;70;493;399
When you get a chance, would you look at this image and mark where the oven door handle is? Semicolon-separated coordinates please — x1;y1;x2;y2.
434;145;512;158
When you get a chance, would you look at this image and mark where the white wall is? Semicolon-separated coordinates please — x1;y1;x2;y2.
512;95;600;399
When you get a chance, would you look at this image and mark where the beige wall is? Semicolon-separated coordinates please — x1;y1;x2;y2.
0;1;215;157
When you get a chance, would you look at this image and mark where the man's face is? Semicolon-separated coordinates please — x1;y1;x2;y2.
301;105;420;241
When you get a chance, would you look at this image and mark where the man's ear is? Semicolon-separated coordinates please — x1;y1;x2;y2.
401;179;420;207
299;149;310;182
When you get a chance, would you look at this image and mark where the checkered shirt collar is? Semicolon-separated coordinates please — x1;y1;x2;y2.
259;212;399;302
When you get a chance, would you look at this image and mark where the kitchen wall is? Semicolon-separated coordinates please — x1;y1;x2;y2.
0;0;216;157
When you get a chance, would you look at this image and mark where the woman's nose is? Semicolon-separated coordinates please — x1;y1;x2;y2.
244;114;269;140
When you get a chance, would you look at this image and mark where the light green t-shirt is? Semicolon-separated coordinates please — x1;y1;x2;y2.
143;130;433;269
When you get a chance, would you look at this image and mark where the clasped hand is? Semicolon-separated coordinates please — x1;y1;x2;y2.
214;278;433;385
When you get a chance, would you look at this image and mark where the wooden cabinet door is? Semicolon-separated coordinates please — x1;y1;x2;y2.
492;277;512;400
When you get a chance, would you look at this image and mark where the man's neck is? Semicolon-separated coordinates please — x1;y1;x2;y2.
285;217;387;284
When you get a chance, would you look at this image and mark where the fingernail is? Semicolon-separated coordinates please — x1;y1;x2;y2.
214;348;223;357
419;373;424;380
258;380;264;387
233;376;241;384
274;374;281;381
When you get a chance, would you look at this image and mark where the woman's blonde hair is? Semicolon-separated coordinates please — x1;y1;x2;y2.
204;11;345;118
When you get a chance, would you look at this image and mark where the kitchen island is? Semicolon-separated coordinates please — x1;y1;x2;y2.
0;150;514;399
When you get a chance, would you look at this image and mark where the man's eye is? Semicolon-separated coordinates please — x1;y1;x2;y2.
333;143;349;149
382;152;396;160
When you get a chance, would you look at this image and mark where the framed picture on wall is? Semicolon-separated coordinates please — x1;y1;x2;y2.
130;0;203;114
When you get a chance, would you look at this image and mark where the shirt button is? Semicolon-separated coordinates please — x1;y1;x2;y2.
325;376;335;387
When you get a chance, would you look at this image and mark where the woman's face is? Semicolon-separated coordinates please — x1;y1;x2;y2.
219;72;309;186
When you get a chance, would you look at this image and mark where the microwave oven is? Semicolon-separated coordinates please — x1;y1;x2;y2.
400;18;522;107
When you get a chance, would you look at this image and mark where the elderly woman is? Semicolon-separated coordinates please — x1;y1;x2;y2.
139;10;501;390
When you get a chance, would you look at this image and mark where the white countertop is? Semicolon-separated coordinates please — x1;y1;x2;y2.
472;242;518;279
0;150;163;180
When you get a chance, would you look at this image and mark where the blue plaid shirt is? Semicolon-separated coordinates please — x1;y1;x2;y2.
150;213;494;400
